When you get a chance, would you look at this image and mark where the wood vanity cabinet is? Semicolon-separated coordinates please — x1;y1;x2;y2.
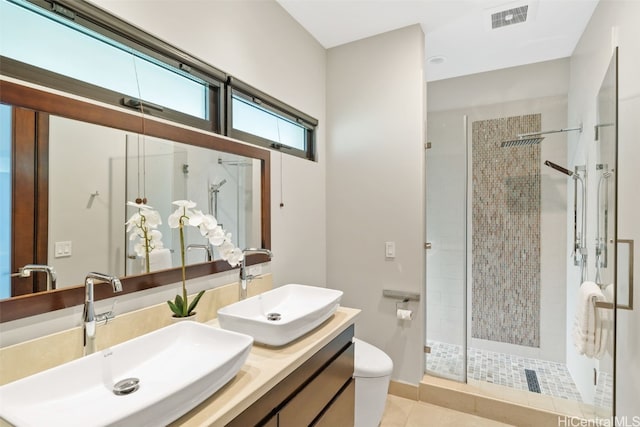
227;325;355;427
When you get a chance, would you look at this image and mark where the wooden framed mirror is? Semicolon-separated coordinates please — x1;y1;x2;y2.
0;79;271;322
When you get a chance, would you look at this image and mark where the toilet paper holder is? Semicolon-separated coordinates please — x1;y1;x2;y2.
382;289;419;319
382;289;420;302
395;298;409;311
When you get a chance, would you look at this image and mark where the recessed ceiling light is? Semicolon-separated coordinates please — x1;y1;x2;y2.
428;55;447;65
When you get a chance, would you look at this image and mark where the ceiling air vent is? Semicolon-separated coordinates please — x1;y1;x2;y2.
491;5;529;29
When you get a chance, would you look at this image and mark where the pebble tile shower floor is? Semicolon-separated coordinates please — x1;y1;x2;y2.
426;340;584;402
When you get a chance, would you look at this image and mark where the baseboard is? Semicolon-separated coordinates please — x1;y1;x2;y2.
388;380;419;401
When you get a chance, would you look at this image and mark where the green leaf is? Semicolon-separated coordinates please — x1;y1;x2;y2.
167;299;181;316
187;290;205;316
174;294;185;311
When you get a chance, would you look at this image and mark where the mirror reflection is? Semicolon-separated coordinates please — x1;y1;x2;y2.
8;115;261;294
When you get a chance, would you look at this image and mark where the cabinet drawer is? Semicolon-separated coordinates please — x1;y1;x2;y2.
278;343;354;427
227;325;354;427
313;379;355;427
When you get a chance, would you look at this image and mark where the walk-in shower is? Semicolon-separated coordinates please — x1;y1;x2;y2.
426;110;613;418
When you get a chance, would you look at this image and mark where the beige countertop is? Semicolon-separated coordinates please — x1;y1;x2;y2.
170;306;360;427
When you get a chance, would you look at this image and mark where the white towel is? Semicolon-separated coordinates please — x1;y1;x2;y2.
597;284;614;358
149;248;172;271
572;281;605;358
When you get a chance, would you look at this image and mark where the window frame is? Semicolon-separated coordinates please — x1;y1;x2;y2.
2;0;318;156
227;78;318;161
3;0;226;133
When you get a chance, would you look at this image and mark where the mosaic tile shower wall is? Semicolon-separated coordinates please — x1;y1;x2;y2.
472;114;541;347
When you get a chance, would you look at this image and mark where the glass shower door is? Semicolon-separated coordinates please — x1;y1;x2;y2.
425;113;468;382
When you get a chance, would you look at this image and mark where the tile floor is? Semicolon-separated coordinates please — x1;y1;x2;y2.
425;340;583;401
381;394;514;427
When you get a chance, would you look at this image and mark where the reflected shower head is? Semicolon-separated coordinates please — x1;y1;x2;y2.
210;179;227;192
501;126;582;148
500;136;545;147
544;160;574;177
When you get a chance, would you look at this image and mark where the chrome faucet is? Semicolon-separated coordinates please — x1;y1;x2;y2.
83;272;123;355
12;264;57;291
239;248;273;300
186;243;213;262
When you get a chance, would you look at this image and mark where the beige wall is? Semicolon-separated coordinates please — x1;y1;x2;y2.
428;58;570;113
91;0;328;288
326;25;426;385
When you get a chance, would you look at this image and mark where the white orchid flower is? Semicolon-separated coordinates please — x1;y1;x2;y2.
142;208;162;227
125;201;164;272
217;239;235;260
133;241;145;257
200;213;218;232
207;226;226;246
149;230;164;247
125;212;141;232
172;200;196;209
188;209;205;227
225;248;244;267
169;200;197;228
126;201;154;210
167;209;182;228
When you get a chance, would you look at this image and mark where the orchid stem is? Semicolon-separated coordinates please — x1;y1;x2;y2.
141;215;151;273
180;214;187;316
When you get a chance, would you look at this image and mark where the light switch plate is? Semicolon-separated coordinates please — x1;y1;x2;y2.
385;241;395;258
54;241;72;258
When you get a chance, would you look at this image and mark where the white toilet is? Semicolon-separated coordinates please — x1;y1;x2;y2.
353;338;393;427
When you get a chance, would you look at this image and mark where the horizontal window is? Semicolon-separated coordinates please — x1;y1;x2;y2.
1;0;213;125
232;94;306;151
228;81;318;161
1;0;318;160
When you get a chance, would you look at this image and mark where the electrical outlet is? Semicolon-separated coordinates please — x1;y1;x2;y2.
248;265;262;276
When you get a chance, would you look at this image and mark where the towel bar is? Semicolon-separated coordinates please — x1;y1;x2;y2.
594;300;614;309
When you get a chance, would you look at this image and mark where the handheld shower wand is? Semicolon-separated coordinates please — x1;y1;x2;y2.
544;160;573;177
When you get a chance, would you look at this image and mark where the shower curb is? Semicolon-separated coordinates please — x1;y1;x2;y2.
419;375;594;427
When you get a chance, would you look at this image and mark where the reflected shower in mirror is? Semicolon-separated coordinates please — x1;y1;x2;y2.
44;116;261;289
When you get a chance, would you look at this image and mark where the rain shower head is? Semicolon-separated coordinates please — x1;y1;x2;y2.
544;160;574;177
500;136;545;147
501;125;583;148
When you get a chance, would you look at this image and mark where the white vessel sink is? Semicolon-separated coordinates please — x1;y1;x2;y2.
0;321;253;427
217;284;343;346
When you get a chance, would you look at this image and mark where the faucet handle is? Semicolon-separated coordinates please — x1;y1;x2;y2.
96;300;118;325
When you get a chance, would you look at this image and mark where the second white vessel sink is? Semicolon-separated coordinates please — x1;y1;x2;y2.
0;321;253;427
217;284;343;346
